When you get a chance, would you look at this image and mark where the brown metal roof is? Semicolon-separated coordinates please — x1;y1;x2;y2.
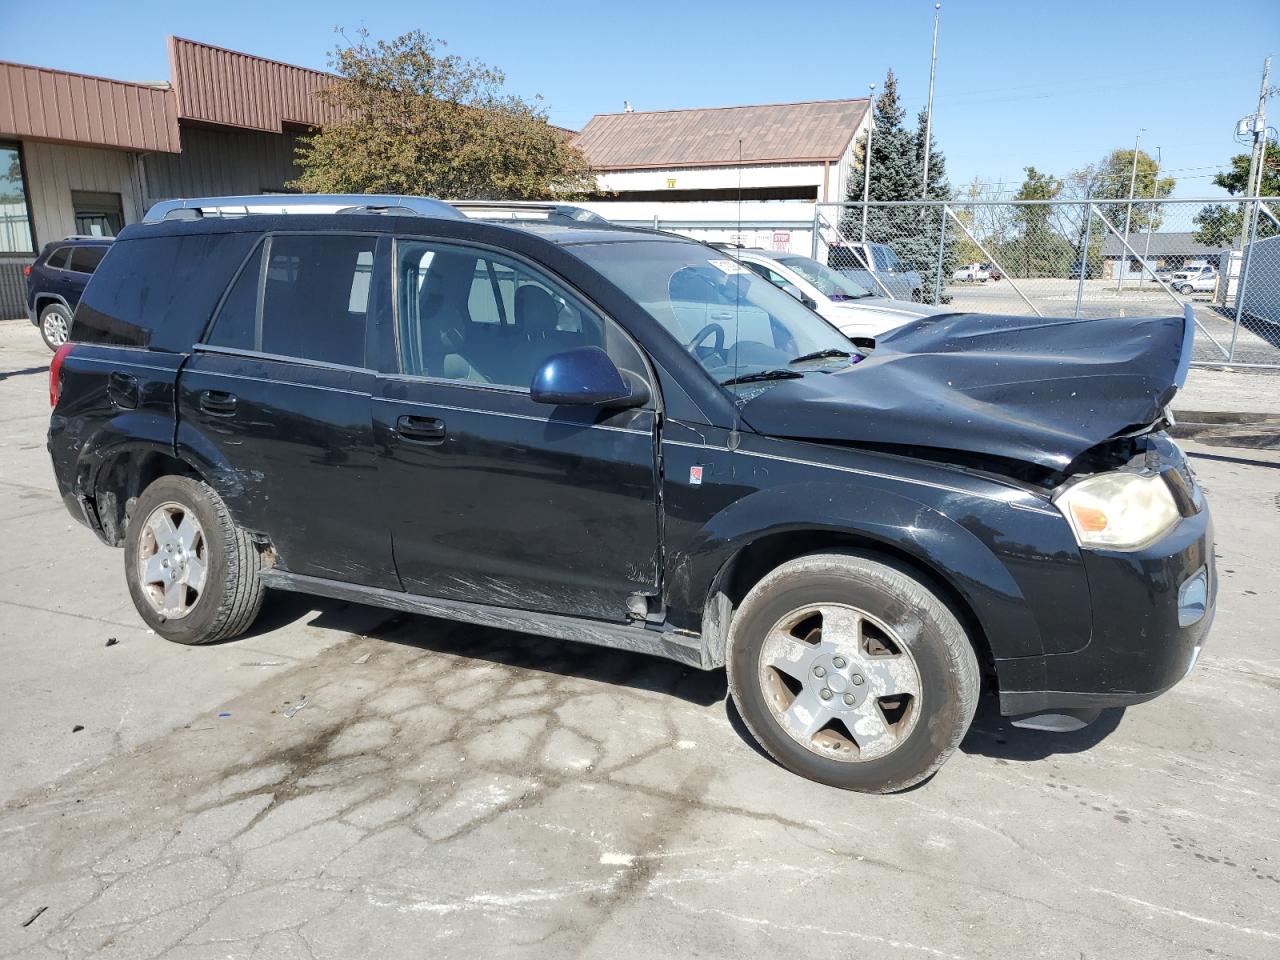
0;60;180;153
572;99;870;170
168;36;342;133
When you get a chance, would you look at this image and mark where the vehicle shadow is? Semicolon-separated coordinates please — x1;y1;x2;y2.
304;599;730;708
960;694;1127;761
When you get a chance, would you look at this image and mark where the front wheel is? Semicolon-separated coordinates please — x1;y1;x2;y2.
39;303;72;351
124;476;266;644
727;552;979;793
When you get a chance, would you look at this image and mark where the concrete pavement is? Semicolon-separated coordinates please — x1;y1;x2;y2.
1;318;1278;959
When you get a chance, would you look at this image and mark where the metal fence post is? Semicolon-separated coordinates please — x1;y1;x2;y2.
811;205;821;259
1074;198;1093;319
934;204;947;305
1228;198;1262;363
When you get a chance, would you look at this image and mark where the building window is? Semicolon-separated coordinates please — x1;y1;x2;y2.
0;142;35;254
72;191;125;237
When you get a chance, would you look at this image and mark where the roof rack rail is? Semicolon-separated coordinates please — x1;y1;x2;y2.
62;234;113;241
450;201;609;225
142;194;462;223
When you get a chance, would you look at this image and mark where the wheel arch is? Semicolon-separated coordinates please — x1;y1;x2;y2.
87;441;204;546
673;481;1046;683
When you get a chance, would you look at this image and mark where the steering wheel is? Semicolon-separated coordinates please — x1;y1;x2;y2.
685;322;726;363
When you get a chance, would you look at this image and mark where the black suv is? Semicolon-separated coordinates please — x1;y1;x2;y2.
47;196;1215;792
25;236;113;350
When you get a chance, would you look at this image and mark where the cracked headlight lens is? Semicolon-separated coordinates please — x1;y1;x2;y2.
1055;472;1181;550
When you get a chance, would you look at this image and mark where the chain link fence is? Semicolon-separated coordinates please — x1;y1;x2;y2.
808;197;1280;368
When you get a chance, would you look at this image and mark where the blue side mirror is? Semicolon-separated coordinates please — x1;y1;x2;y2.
530;346;649;408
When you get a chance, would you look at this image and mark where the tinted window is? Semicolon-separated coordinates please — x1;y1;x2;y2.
46;247;70;270
206;243;264;352
73;232;259;350
205;234;377;366
397;240;642;389
68;245;108;274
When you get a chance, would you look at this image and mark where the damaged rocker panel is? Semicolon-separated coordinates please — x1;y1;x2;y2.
258;570;706;668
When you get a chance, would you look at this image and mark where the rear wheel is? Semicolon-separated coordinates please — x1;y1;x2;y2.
39;303;71;351
124;476;265;645
727;552;979;793
1179;283;1193;295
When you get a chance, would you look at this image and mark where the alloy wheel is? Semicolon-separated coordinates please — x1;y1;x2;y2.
137;501;209;619
758;603;922;762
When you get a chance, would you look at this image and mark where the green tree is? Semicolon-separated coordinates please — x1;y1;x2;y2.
1091;149;1175;233
1212;152;1280;196
1191;153;1280;247
292;29;593;199
840;71;955;302
1000;167;1075;277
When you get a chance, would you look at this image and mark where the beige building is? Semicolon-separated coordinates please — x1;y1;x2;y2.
572;98;871;204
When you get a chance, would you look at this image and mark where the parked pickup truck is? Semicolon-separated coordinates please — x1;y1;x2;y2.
826;241;924;301
952;263;990;283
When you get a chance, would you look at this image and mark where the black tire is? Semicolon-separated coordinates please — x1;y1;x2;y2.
1179;284;1193;295
124;476;265;645
727;552;979;793
39;303;72;351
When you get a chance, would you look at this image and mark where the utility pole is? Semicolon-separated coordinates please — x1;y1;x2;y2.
1244;57;1271;201
920;3;941;198
1116;127;1144;291
861;82;876;241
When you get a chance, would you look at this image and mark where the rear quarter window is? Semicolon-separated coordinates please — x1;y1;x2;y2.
73;232;259;350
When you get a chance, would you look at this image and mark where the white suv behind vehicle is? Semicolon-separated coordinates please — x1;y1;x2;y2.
1171;263;1217;295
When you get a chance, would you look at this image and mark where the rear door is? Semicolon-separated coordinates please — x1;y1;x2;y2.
177;232;398;588
371;236;662;621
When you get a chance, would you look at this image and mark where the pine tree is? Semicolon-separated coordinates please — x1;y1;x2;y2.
840;71;954;303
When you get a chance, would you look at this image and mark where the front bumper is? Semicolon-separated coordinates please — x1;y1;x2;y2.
998;501;1216;716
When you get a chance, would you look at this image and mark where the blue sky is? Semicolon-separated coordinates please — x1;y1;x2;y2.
2;0;1275;198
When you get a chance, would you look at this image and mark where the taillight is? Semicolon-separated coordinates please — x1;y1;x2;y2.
50;342;74;408
22;264;32;278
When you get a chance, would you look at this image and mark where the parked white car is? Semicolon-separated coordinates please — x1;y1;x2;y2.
952;263;990;283
730;249;944;338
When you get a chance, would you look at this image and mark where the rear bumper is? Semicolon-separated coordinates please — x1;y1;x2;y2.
997;503;1216;716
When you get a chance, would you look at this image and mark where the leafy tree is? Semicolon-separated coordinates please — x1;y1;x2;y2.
1191;204;1243;247
1091;149;1175;233
999;167;1074;277
292;29;593;199
839;71;955;302
1191;153;1279;246
1212;152;1280;196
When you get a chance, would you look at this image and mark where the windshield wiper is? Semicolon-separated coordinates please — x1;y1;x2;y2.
789;348;852;365
720;369;804;387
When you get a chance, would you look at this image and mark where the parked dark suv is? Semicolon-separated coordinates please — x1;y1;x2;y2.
25;236;114;350
48;195;1215;792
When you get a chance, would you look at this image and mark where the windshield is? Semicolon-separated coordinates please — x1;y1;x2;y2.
573;240;856;394
773;255;872;300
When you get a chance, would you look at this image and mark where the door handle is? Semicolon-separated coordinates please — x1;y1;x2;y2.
107;371;139;409
199;390;238;416
396;415;446;444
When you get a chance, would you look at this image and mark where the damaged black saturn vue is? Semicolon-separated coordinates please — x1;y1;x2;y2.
47;194;1215;793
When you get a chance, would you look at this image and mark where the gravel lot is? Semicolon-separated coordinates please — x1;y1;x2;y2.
1;317;1278;959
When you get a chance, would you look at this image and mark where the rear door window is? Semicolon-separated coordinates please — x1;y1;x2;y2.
68;245;108;274
206;234;379;367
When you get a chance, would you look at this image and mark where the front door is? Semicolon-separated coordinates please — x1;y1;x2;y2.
177;232;398;589
373;238;662;622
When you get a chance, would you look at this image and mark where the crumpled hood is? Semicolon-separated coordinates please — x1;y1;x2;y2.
740;312;1191;472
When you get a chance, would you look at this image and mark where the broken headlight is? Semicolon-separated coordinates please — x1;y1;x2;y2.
1054;472;1181;551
